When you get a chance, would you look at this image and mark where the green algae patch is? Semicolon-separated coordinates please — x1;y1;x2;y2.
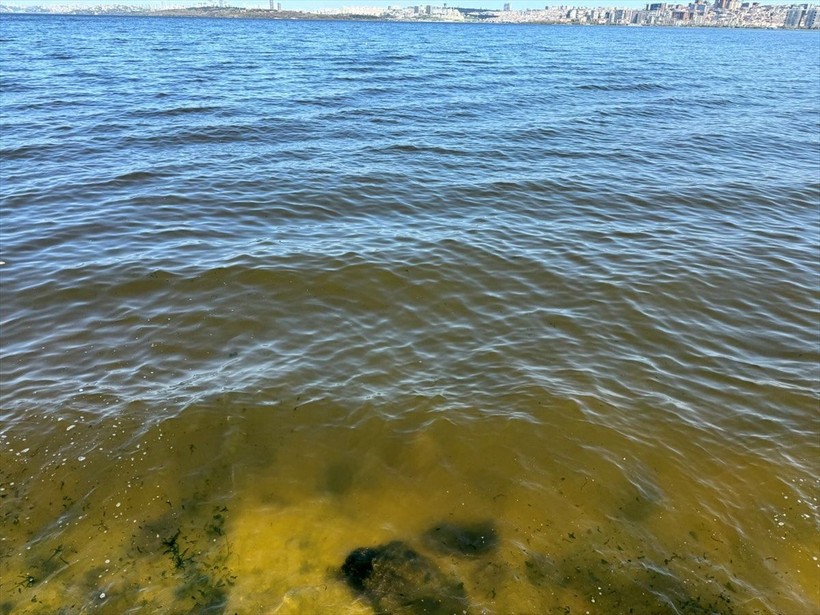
422;520;499;557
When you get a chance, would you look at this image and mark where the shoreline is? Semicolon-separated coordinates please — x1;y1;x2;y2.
0;8;811;29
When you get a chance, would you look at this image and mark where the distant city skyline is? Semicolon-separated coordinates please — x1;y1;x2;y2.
3;0;814;11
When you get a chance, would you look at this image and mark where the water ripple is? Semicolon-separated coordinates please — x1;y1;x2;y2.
1;15;818;615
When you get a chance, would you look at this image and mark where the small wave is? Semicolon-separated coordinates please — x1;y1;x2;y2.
94;170;170;188
22;98;89;110
511;126;562;141
577;82;669;92
1;142;54;160
134;105;224;118
124;124;272;146
377;143;467;156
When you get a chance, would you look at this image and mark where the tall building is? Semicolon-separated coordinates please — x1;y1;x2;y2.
612;8;633;21
785;7;805;26
804;7;818;28
503;2;511;10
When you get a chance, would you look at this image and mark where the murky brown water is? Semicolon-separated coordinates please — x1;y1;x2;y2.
2;395;817;613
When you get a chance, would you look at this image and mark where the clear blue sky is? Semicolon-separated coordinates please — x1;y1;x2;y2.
5;0;807;9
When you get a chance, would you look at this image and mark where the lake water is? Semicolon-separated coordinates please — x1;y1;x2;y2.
1;14;818;614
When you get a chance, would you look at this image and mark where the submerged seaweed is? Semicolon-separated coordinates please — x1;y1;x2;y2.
422;520;499;558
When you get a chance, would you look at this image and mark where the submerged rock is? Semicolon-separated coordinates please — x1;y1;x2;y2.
422;521;499;557
341;541;469;615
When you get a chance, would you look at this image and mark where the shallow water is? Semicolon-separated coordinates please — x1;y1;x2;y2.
1;15;819;614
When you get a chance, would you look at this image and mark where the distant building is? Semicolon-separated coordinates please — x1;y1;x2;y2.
503;2;511;10
611;8;633;22
785;6;805;26
805;7;818;27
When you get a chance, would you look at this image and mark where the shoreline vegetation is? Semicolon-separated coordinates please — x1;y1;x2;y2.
2;3;819;29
